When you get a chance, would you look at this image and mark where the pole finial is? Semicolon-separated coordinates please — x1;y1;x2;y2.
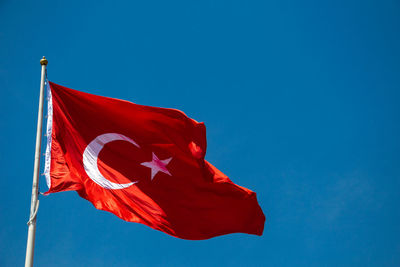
40;56;48;66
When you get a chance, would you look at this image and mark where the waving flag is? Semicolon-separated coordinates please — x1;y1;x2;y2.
44;81;265;240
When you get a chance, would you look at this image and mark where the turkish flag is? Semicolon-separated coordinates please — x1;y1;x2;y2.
44;81;265;240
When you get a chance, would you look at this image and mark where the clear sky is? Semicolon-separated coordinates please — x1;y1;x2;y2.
1;0;400;266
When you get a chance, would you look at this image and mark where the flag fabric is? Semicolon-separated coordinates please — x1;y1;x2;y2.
44;81;265;240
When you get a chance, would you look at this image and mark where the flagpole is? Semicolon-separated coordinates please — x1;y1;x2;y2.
25;56;48;267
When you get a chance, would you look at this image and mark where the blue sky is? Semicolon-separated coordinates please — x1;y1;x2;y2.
1;0;400;266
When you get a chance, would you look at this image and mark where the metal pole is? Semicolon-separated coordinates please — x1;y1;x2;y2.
25;56;48;267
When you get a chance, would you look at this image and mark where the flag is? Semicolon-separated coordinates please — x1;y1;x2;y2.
44;81;265;240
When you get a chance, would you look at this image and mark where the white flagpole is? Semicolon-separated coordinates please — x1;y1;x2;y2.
25;56;48;267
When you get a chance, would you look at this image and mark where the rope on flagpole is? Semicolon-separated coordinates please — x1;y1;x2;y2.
27;199;39;226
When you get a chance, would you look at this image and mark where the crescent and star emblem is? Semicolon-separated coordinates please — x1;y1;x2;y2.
82;133;172;190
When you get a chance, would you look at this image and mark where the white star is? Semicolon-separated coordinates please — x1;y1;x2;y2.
140;153;172;181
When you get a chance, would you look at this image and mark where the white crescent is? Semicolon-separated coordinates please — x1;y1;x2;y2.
83;133;140;189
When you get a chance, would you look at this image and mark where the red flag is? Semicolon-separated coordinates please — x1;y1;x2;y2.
44;81;265;240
